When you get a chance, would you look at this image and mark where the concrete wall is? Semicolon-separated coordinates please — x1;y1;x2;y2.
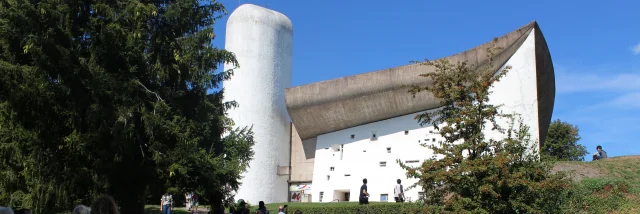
308;30;542;202
290;124;315;182
222;4;293;204
485;30;540;152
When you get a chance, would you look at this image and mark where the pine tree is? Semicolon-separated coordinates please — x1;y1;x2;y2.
0;0;253;213
400;42;571;213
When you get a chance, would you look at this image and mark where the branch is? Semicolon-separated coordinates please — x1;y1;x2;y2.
136;80;164;102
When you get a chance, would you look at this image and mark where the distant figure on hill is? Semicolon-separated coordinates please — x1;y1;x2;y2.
73;205;91;214
394;179;405;203
593;145;608;161
256;201;269;214
90;195;118;214
359;178;369;205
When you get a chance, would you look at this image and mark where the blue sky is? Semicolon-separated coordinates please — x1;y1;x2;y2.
211;0;640;159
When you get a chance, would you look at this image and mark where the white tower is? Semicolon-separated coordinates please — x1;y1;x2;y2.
222;4;293;204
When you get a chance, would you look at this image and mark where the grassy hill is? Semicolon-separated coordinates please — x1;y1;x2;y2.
552;156;640;213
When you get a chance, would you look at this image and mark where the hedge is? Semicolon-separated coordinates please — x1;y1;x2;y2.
282;202;424;214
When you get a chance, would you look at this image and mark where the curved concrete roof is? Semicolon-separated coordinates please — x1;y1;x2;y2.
285;21;555;143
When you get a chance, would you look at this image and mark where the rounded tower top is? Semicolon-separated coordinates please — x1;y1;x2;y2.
228;4;293;32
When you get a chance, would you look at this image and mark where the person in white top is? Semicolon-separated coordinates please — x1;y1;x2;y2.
394;179;405;203
160;192;173;214
185;192;192;211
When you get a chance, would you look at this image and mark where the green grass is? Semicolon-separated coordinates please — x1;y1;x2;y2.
555;156;640;213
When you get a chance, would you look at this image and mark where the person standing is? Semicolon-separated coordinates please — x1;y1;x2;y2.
593;145;608;161
193;193;199;211
256;201;269;214
160;192;173;214
185;192;192;211
359;178;369;205
394;179;405;203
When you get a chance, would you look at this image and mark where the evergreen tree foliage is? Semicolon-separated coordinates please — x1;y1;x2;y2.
400;42;571;213
541;119;588;161
0;0;254;213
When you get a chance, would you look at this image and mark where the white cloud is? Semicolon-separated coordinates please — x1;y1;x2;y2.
610;92;640;108
633;42;640;55
556;71;640;93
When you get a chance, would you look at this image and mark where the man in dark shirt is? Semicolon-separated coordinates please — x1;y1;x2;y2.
593;145;608;161
359;178;369;205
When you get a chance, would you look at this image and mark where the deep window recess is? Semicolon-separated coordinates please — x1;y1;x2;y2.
380;194;388;202
387;147;391;153
327;175;330;180
350;134;355;139
404;130;409;135
380;161;387;167
363;150;366;152
345;174;351;177
371;131;378;141
330;167;334;171
432;138;436;142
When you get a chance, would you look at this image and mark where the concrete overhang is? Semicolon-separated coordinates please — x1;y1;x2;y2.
285;21;555;145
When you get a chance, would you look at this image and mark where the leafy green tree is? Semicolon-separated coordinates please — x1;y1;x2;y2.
400;42;571;213
0;0;254;213
541;119;587;161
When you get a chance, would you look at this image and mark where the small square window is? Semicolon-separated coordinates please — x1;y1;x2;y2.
432;138;436;142
350;134;355;139
330;167;334;171
380;161;387;167
387;147;391;153
404;130;409;135
429;130;433;134
327;175;330;180
345;174;351;177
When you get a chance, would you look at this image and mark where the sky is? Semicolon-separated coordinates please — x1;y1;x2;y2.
210;0;640;160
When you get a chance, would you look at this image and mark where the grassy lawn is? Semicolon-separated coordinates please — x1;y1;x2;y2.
553;156;640;213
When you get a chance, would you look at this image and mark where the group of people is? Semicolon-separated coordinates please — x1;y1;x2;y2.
358;178;406;205
230;200;301;214
185;191;200;212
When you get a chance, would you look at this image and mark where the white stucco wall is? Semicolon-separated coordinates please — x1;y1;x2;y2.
223;4;293;204
309;30;541;202
310;112;440;202
485;30;540;153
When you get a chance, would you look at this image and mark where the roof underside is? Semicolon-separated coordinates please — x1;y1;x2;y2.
285;21;555;143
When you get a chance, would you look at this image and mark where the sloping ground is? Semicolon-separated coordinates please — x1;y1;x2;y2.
552;156;640;214
552;156;640;182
